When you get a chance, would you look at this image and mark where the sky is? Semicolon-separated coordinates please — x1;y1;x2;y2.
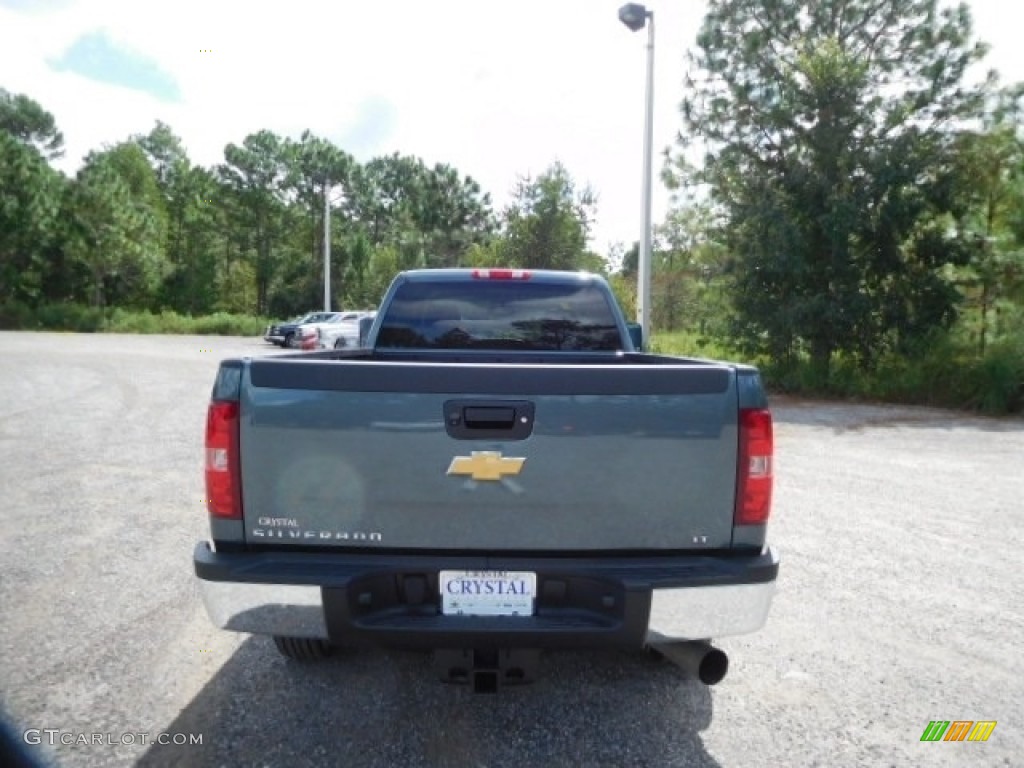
1;0;1022;254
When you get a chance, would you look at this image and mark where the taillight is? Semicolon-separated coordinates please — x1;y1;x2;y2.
735;408;773;525
205;400;241;519
471;269;532;280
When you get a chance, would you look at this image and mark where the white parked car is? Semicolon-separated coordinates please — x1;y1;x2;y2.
297;311;370;350
318;312;377;349
264;311;336;348
294;312;345;350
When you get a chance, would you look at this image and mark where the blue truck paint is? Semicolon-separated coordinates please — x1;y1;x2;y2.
196;269;779;678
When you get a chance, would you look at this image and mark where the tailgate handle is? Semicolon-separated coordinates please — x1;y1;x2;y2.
444;400;534;441
464;407;515;429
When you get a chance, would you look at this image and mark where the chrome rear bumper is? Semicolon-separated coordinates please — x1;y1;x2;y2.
196;544;779;643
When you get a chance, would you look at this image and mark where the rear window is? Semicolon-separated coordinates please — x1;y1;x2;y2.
376;280;623;351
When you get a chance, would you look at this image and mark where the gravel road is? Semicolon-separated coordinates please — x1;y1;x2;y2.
0;331;1021;768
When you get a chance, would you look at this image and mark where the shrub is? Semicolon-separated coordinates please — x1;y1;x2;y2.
0;302;270;337
961;339;1024;413
0;300;35;329
759;332;1023;414
107;308;161;334
650;330;750;362
157;310;191;335
33;303;107;332
193;312;266;336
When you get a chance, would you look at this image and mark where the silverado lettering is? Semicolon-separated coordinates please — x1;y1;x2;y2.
195;268;780;691
251;529;382;541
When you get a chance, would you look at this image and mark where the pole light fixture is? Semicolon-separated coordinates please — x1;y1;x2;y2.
618;3;648;31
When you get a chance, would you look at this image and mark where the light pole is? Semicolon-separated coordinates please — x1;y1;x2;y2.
618;3;654;348
323;180;348;312
324;181;331;312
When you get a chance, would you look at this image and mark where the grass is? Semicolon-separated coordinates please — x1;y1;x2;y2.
649;330;754;364
651;327;1024;415
0;301;270;337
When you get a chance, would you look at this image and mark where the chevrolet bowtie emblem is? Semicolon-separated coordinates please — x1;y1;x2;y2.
447;451;526;482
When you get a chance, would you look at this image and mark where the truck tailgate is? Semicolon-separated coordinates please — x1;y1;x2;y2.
239;359;738;551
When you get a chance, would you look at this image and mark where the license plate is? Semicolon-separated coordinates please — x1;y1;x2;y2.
440;570;536;616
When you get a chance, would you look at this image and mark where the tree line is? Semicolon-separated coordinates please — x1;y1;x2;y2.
2;0;1022;409
0;94;599;321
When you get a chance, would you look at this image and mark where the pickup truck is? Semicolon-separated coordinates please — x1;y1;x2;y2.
196;268;779;691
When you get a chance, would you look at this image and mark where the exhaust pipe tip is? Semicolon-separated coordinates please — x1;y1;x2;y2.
696;646;729;686
649;640;729;686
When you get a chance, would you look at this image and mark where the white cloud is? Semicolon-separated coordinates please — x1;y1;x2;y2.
1;0;1021;252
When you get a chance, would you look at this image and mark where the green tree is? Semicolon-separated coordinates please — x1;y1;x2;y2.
345;153;494;288
417;163;495;267
354;153;428;249
283;131;355;307
499;162;597;270
65;151;162;307
101;141;169;307
165;165;223;313
620;242;639;280
946;99;1024;353
136;120;187;188
0;87;64;159
606;271;637;324
0;134;64;305
370;245;402;299
136;122;226;314
339;231;374;306
218;131;292;314
216;259;258;314
652;202;733;334
674;0;996;376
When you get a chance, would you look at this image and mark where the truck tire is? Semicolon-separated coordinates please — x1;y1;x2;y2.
273;636;334;661
284;333;297;349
